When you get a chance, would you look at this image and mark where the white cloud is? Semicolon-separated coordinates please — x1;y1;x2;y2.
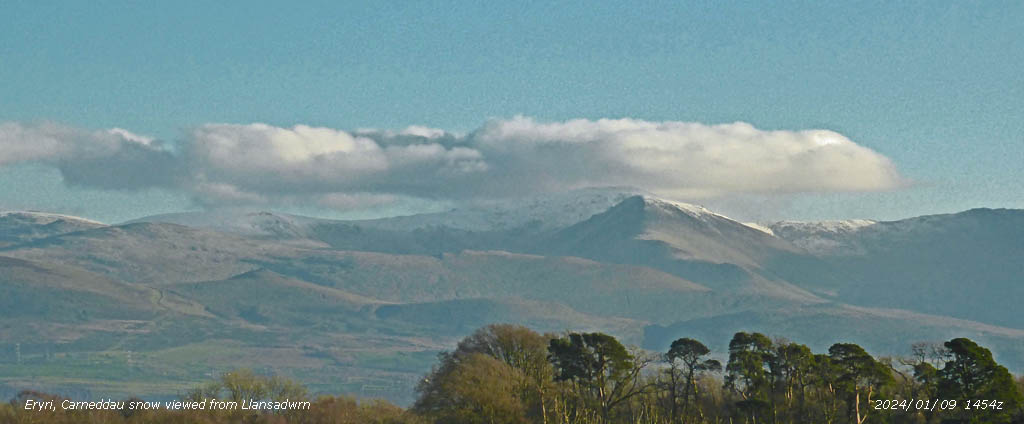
470;117;904;197
0;118;906;209
184;123;487;204
399;125;447;139
0;122;180;189
0;122;79;165
189;123;389;176
107;128;156;146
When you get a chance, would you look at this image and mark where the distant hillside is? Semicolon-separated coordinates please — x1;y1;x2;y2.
2;192;1023;403
766;208;1024;328
0;255;200;327
0;211;106;247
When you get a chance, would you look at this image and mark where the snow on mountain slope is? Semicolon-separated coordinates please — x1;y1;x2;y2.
1;211;106;226
131;187;644;241
541;195;821;304
769;208;1024;256
355;187;644;232
768;219;877;254
129;209;321;240
561;195;800;267
0;211;108;247
765;208;1024;329
741;222;775;235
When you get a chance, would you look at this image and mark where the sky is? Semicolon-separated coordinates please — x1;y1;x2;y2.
1;0;1022;223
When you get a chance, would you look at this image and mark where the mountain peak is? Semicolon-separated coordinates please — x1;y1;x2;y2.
633;196;723;217
547;194;799;278
611;195;744;228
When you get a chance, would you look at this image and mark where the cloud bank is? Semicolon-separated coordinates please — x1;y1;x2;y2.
0;122;181;189
0;117;905;208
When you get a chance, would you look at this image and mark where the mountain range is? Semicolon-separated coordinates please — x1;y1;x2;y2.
2;188;1022;404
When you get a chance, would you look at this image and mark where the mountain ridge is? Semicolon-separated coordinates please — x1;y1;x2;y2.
3;193;1023;403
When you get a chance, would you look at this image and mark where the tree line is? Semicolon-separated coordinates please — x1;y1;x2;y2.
3;324;1023;423
412;324;1023;424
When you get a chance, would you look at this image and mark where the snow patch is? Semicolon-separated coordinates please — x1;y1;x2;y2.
0;211;106;226
742;222;775;235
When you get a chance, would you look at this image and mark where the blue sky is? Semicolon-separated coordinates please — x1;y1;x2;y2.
1;1;1022;223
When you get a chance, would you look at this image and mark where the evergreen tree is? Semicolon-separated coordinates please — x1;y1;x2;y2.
548;332;651;421
938;338;1023;424
827;343;891;424
663;337;721;423
769;342;814;422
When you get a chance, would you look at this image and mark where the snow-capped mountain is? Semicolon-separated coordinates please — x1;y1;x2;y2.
766;208;1024;328
130;187;645;240
3;193;1024;403
539;195;818;303
545;195;799;265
